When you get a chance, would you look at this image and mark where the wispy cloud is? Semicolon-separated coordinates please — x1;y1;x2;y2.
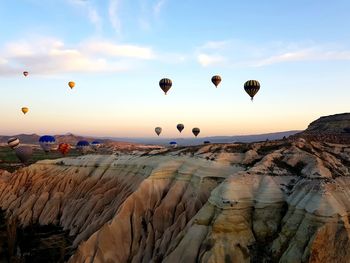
109;0;121;34
153;0;166;16
0;37;156;75
195;40;350;67
68;0;102;31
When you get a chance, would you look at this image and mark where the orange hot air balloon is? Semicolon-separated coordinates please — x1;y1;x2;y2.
23;71;29;77
68;81;75;89
58;143;70;155
21;107;29;114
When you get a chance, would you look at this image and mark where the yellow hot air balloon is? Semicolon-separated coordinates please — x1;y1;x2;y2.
68;81;75;89
21;107;29;114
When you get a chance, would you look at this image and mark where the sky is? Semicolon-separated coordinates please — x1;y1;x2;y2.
0;0;349;138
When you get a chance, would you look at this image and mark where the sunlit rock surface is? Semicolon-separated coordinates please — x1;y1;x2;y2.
0;139;349;262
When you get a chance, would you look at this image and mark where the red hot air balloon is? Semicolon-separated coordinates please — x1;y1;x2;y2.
58;143;71;155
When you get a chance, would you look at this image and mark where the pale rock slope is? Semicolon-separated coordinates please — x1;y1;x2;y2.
0;139;349;262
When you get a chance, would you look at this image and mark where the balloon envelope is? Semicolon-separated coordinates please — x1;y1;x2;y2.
159;78;172;95
192;128;200;137
58;143;70;155
176;124;184;133
211;75;221;87
68;81;75;89
169;141;177;148
76;140;90;154
21;107;29;114
155;127;162;136
23;71;29;77
15;146;33;164
91;141;102;151
39;135;56;153
8;137;20;149
244;80;260;101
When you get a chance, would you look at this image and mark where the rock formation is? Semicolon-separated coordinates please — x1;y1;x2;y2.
0;136;349;262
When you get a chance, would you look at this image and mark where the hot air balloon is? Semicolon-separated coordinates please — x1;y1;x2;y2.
192;128;200;137
155;127;162;136
21;107;29;114
76;140;90;154
169;141;177;148
159;78;172;95
211;75;221;88
15;146;33;164
91;141;101;151
176;124;184;133
7;137;20;149
58;143;70;155
23;71;29;77
244;80;260;101
39;135;56;153
203;141;210;144
68;81;75;89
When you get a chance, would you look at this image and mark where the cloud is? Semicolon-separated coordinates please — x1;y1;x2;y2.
109;0;121;34
153;0;166;16
195;40;350;68
0;37;156;75
68;0;102;30
197;54;226;67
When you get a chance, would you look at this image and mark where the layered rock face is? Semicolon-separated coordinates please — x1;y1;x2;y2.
0;139;349;262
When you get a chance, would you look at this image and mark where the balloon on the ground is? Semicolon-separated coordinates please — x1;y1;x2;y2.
244;80;260;101
23;71;29;77
211;75;221;88
192;128;200;137
7;137;20;149
176;124;184;133
15;146;32;164
76;140;90;154
39;135;56;153
21;107;29;114
203;141;210;144
68;81;75;89
91;141;102;151
155;127;162;136
58;143;70;155
159;78;172;95
169;141;177;148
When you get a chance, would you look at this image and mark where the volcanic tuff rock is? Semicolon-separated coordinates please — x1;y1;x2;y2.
0;139;349;262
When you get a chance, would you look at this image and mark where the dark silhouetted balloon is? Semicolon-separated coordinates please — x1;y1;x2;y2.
176;124;184;133
58;143;70;155
39;135;56;153
159;78;172;95
155;127;162;136
192;127;200;137
211;75;221;88
244;80;260;101
23;71;29;77
15;146;33;164
8;137;20;149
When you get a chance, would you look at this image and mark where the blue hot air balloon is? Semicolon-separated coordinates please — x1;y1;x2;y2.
76;140;90;154
169;141;177;148
203;141;211;144
91;141;102;151
39;135;56;153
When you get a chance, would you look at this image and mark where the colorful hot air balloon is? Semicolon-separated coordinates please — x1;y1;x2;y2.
76;140;90;154
155;127;162;136
68;81;75;89
15;146;33;164
7;137;20;149
21;107;29;114
39;135;56;153
192;127;200;137
23;71;29;77
159;78;172;95
169;141;177;148
211;75;221;88
244;80;260;101
58;143;70;155
91;141;101;151
176;124;184;133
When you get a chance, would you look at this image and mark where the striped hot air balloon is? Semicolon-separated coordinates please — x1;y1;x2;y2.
244;80;260;101
159;78;172;95
7;137;20;149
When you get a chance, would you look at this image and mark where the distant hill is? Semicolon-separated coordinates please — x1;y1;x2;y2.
104;130;301;146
